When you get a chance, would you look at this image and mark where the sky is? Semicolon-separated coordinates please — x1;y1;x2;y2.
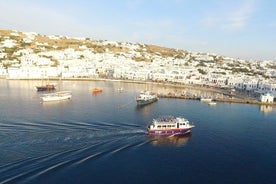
0;0;276;60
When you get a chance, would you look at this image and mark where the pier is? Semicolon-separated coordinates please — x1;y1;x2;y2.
158;93;276;105
156;86;276;106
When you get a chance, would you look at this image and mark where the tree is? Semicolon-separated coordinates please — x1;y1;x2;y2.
198;68;207;75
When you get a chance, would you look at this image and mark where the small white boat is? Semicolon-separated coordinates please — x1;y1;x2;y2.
117;87;124;92
208;102;217;105
41;91;72;102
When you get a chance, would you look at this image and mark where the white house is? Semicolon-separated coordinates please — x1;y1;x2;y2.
260;93;274;103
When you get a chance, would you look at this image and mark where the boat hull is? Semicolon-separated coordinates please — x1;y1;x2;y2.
148;128;192;135
136;98;158;105
36;85;55;91
92;88;103;94
41;91;72;102
42;95;72;102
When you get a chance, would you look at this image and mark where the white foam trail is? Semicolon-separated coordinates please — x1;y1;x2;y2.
132;140;151;148
24;160;72;182
73;152;103;165
110;145;130;154
0;170;30;184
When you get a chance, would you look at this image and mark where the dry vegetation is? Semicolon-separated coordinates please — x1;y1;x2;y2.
0;29;187;60
145;44;186;58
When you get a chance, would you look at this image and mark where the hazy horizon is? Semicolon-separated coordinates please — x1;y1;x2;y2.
1;0;275;61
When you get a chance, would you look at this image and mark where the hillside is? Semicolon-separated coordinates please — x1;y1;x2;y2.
0;29;275;80
0;29;229;63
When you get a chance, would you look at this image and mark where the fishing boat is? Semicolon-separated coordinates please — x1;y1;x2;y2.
92;88;103;94
147;116;195;135
41;91;72;102
36;84;56;91
136;90;158;105
36;76;56;91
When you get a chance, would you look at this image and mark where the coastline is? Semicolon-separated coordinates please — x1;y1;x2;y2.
2;77;276;106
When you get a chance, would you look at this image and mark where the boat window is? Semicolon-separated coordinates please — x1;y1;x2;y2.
162;125;166;128
171;125;175;127
167;125;171;127
157;125;161;128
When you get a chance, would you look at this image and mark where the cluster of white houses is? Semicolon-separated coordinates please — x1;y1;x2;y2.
0;31;276;102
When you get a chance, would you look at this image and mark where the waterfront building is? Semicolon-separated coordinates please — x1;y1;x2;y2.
256;83;276;97
259;92;274;103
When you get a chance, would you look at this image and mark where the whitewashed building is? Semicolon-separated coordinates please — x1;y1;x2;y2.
260;93;274;103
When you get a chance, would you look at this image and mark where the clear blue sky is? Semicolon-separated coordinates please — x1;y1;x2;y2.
1;0;275;60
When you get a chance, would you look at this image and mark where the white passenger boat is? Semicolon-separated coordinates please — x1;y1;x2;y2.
41;91;72;102
147;116;195;135
136;90;158;105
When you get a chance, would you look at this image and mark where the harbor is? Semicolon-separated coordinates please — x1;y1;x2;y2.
1;79;276;184
155;84;276;106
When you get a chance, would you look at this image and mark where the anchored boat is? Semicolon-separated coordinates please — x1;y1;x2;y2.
36;84;56;91
41;91;72;102
136;90;158;105
92;88;103;94
147;116;195;135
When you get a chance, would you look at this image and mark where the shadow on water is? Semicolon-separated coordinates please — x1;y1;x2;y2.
135;102;158;115
147;132;192;147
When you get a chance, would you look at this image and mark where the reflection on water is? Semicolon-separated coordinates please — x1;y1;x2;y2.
41;99;71;105
135;102;157;115
259;105;276;114
148;133;192;147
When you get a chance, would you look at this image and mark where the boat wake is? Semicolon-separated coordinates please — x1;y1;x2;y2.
0;119;149;183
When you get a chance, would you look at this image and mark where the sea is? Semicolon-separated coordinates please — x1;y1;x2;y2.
0;79;275;184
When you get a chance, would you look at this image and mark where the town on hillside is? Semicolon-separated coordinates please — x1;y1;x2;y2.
1;29;276;102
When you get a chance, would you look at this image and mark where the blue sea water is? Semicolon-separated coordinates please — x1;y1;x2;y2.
0;79;276;184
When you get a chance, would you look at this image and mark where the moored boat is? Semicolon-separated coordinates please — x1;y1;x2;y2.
208;101;217;105
136;90;158;105
36;84;56;91
117;87;124;92
41;91;72;102
92;88;103;94
147;116;195;135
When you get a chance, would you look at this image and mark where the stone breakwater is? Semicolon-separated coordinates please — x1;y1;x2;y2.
155;85;276;106
158;94;275;105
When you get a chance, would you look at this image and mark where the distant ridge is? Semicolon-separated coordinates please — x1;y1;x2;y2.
0;29;240;63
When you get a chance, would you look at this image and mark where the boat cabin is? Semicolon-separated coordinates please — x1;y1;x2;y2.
149;117;190;130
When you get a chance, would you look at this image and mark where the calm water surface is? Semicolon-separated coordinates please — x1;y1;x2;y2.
0;80;275;184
